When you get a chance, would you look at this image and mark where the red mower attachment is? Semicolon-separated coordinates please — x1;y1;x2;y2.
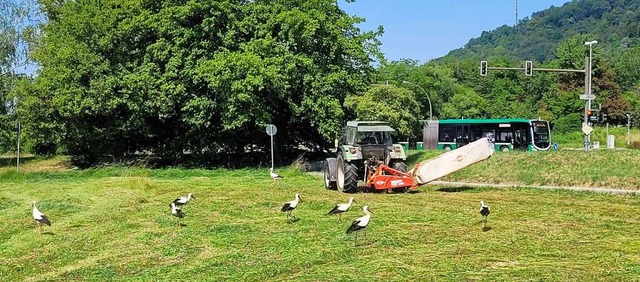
366;163;415;191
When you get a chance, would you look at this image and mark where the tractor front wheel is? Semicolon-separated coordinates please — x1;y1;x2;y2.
323;160;337;190
337;156;358;193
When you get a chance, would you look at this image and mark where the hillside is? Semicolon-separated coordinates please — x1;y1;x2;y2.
442;0;640;62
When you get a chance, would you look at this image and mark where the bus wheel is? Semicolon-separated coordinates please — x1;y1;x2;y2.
444;145;452;151
500;146;510;152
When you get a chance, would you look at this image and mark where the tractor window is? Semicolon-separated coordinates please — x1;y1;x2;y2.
357;131;390;145
345;127;357;145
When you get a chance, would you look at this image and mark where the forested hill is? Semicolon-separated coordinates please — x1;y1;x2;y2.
442;0;640;62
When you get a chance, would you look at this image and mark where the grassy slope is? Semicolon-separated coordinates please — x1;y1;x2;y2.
552;128;640;149
1;161;640;281
408;149;640;189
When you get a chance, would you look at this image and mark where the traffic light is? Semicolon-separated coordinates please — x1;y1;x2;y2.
525;61;533;76
586;109;599;122
600;112;608;123
480;61;488;76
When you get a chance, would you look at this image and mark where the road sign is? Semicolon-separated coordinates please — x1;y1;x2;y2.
266;124;277;136
582;123;593;135
580;94;596;100
266;124;278;169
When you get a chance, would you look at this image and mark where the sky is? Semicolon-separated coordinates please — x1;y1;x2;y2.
339;0;572;63
13;0;572;75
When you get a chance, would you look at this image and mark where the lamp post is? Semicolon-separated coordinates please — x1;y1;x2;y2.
584;40;597;110
627;114;632;146
402;81;432;120
583;40;597;150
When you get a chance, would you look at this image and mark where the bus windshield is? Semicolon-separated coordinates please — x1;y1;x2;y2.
531;121;550;149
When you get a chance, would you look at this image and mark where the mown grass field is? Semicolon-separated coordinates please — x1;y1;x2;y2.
1;157;640;281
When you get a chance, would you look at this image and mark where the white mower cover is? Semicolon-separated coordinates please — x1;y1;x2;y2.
410;138;495;185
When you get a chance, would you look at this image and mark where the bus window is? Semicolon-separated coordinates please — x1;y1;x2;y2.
482;130;495;141
439;125;455;142
496;130;513;143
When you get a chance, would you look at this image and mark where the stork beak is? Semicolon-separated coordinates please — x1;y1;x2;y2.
192;196;196;200
353;199;358;204
368;208;373;214
299;197;303;202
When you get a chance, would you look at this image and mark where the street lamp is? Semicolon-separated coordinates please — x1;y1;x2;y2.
627;114;632;146
402;81;433;121
584;40;598;106
583;40;597;150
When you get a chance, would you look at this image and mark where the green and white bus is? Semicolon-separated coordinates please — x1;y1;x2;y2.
422;118;551;152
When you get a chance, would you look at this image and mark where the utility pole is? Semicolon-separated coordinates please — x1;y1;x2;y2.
515;0;519;28
627;114;632;146
16;121;21;171
585;40;598;149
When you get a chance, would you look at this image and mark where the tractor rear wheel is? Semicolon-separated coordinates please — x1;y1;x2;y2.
392;161;409;193
337;156;358;193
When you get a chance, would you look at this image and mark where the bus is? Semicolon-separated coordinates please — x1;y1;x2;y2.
422;118;551;152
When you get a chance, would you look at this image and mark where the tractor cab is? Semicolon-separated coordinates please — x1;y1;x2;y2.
325;121;409;193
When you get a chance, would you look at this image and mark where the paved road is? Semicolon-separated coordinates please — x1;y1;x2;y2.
307;171;639;194
429;181;640;195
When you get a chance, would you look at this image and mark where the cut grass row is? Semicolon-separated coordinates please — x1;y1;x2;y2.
1;162;640;281
408;149;640;189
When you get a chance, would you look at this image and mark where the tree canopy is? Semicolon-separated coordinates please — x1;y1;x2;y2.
345;84;420;139
27;0;382;166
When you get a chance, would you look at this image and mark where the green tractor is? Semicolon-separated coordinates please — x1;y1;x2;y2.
323;121;409;193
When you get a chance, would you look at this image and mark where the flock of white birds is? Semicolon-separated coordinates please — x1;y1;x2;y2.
29;169;491;245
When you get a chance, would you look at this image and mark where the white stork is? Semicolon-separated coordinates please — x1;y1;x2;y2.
270;168;283;181
32;201;51;234
171;193;195;207
480;200;491;227
346;205;373;245
328;197;356;222
281;193;302;221
170;202;185;227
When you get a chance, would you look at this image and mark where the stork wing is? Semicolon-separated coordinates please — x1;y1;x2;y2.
38;214;52;226
281;203;292;212
328;205;341;215
346;219;362;234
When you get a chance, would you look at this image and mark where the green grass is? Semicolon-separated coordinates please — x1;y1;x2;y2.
407;149;640;189
553;127;640;148
2;160;640;281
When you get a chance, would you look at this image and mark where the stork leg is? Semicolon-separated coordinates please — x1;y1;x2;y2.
36;222;41;234
338;213;342;222
354;231;359;246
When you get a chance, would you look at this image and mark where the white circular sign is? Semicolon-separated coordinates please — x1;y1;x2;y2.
266;124;277;136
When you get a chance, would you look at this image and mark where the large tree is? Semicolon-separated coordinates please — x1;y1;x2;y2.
0;0;41;154
28;0;382;166
344;85;420;139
